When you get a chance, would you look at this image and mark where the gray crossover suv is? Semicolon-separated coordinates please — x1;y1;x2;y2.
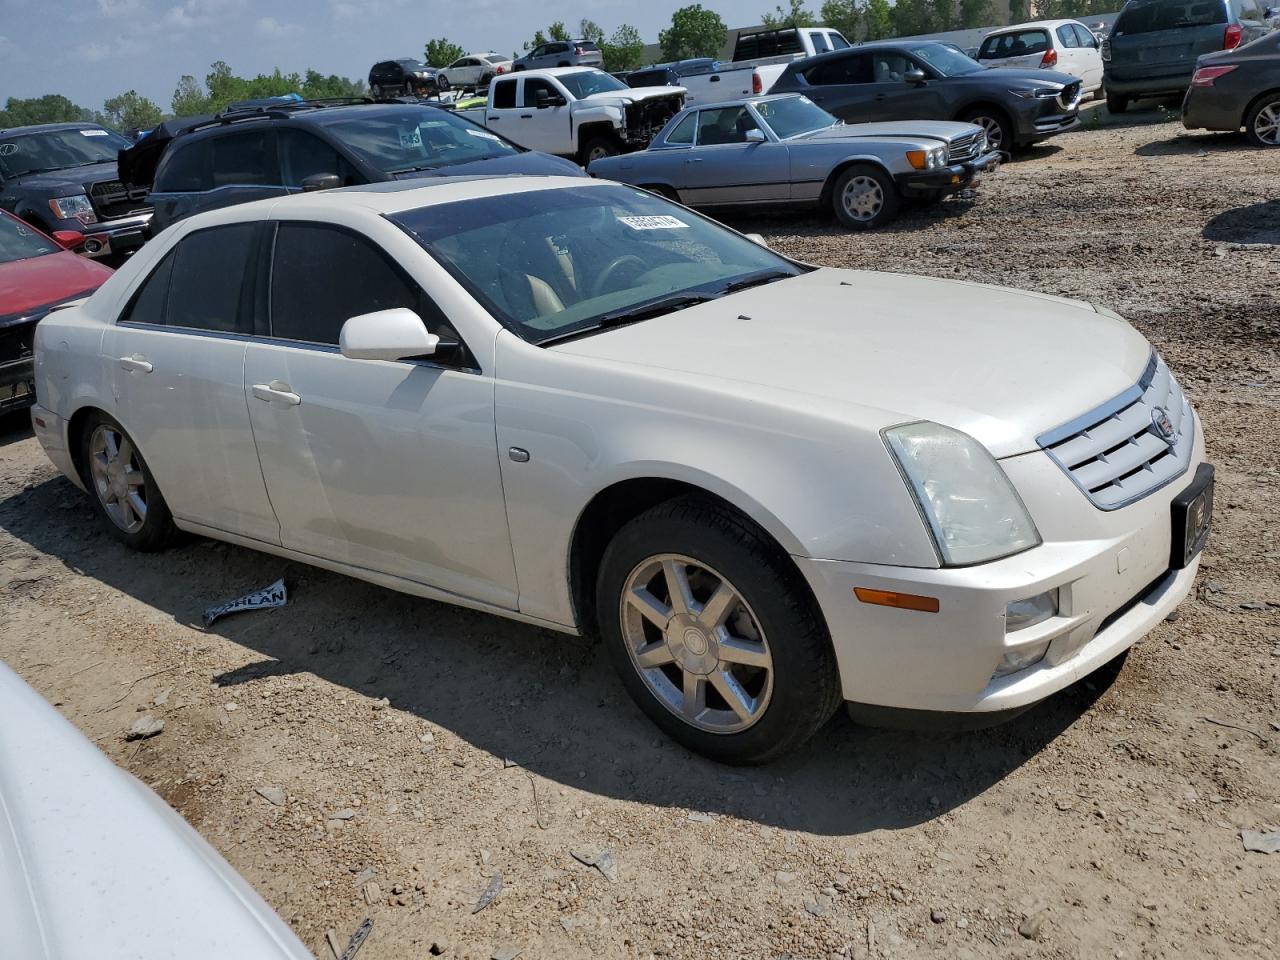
1103;0;1277;112
512;39;603;72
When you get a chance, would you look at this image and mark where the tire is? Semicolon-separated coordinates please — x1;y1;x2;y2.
78;411;176;551
579;135;623;166
1244;92;1280;147
557;61;571;68
830;163;899;230
958;106;1013;154
436;75;450;93
479;71;494;88
370;84;382;99
641;184;680;203
1106;92;1129;114
596;496;842;765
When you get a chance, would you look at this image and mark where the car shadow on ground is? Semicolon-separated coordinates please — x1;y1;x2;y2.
1202;199;1280;245
1134;131;1253;157
0;411;34;448
1;473;1126;838
716;194;983;240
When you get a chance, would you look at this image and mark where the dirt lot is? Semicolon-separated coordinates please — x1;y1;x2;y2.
2;109;1278;960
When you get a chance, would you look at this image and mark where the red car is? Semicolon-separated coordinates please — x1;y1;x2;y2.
0;210;113;413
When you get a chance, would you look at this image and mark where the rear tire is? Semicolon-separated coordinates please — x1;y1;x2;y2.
78;411;177;552
1244;92;1280;147
831;164;899;230
642;184;680;203
436;75;450;93
596;496;841;765
1106;92;1129;114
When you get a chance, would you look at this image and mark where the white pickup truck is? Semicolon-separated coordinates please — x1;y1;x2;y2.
679;26;850;104
455;67;686;164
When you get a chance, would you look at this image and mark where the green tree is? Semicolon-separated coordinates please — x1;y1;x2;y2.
0;94;92;127
761;0;817;27
300;70;366;99
172;75;211;116
659;4;728;60
549;21;570;40
98;90;163;132
890;0;937;36
424;38;465;68
929;0;957;31
863;0;894;39
958;0;993;28
599;24;646;72
579;19;605;43
819;0;860;39
1008;0;1031;21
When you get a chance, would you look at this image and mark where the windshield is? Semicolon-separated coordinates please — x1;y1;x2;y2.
909;43;983;77
1114;0;1226;35
323;107;521;173
0;127;130;179
756;96;837;139
557;71;629;98
0;215;58;264
391;184;803;345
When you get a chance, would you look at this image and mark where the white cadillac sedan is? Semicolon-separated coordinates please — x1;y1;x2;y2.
30;177;1212;764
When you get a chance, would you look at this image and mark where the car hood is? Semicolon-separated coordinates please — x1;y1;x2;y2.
967;67;1080;87
0;250;113;323
0;662;312;960
799;120;980;144
579;85;686;105
552;268;1152;458
392;151;585;180
11;160;119;197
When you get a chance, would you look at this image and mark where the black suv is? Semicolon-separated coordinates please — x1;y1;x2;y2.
132;99;583;233
0;122;152;259
369;59;448;97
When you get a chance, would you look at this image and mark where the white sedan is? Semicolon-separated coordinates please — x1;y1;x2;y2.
439;52;512;89
30;177;1212;764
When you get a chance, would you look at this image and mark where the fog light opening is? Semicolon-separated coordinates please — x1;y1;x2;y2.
993;641;1051;679
1005;588;1058;633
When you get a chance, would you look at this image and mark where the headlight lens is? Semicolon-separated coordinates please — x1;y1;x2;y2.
884;422;1042;566
48;194;97;224
1009;86;1060;100
905;145;948;170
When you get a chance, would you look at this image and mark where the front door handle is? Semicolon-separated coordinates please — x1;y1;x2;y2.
118;355;153;374
684;157;703;164
251;381;302;406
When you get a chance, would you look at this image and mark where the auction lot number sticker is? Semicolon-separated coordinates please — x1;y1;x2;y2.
618;215;689;230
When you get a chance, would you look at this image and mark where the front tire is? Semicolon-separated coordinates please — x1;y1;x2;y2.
579;134;623;166
596;497;841;765
1244;93;1280;147
958;106;1013;154
79;412;176;551
831;164;899;230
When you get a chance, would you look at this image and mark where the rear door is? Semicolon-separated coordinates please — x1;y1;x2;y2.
1108;0;1229;83
1069;23;1106;89
483;77;524;142
794;51;876;119
206;129;287;211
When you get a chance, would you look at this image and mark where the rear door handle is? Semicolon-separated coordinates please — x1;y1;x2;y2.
118;355;153;374
251;381;302;406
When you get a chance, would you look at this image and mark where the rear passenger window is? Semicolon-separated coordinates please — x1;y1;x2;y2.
492;79;517;109
155;140;212;192
165;224;256;333
211;132;278;187
270;223;443;346
1058;25;1081;46
121;251;175;326
666;112;697;145
805;53;872;85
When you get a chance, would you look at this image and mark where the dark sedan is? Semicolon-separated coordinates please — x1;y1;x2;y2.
1183;30;1280;145
771;41;1083;152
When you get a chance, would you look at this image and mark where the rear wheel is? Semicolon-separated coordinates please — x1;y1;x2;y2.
642;184;680;203
436;75;450;93
959;106;1012;153
596;497;841;765
831;164;899;230
1245;93;1280;147
80;412;176;551
1106;92;1129;114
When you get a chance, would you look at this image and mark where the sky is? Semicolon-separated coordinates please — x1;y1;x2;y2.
0;0;756;114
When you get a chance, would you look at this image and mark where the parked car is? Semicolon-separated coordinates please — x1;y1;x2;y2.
0;122;152;259
439;52;513;90
134;100;581;232
978;19;1106;98
626;58;719;89
368;58;448;98
455;68;685;163
677;26;851;104
0;210;111;413
1182;28;1280;143
1102;0;1275;112
31;176;1211;764
0;662;313;959
589;94;998;230
513;38;603;72
772;40;1083;152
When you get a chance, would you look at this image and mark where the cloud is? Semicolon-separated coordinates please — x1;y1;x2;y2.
77;40;113;61
97;0;141;16
254;16;300;38
165;0;245;30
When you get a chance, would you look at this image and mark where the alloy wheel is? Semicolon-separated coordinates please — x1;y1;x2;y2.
973;116;1003;151
619;554;774;734
88;424;148;534
1254;102;1280;145
841;175;885;222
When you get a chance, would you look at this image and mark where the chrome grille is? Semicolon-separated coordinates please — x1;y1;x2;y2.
947;131;981;163
1038;353;1194;510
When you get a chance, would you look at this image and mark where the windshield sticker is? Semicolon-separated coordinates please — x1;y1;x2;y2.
465;128;501;141
0;143;16;156
80;129;110;137
399;127;423;149
618;215;689;231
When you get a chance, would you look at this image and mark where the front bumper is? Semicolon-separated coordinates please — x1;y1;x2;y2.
76;213;153;259
896;150;1002;195
798;425;1208;715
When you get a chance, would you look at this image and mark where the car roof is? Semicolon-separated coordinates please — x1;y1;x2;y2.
683;92;804;111
984;19;1081;33
0;121;110;137
510;66;602;77
171;102;453;143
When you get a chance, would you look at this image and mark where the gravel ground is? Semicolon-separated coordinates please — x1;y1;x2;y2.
1;112;1278;960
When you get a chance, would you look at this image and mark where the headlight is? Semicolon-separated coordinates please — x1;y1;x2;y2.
884;422;1042;566
905;145;947;170
48;194;97;224
1009;86;1060;100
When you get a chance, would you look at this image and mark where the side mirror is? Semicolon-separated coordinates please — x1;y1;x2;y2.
302;173;342;192
339;308;439;362
744;128;766;143
745;232;769;248
904;68;928;85
535;89;565;108
52;230;85;250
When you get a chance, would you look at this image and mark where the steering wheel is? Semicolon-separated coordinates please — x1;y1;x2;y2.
592;255;648;298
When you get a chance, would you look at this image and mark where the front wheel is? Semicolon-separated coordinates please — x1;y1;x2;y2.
579;135;623;166
1245;94;1280;147
958;106;1012;154
831;164;899;230
435;75;450;93
596;497;841;765
80;412;176;551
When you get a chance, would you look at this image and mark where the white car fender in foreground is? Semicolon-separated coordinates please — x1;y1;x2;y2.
0;662;311;959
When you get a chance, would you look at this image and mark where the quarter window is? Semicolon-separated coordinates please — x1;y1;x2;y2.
165;224;256;333
211;131;279;187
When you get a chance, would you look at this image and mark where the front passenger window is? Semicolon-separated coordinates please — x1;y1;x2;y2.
277;129;357;188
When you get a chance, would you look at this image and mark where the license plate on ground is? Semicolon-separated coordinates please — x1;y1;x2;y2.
1171;464;1214;569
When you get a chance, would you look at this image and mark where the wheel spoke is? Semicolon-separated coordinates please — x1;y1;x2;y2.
681;671;706;718
697;581;737;629
709;668;755;723
662;559;694;616
118;495;136;527
117;437;134;466
124;468;145;489
102;430;119;459
717;636;771;669
627;586;672;629
127;491;147;521
633;641;675;669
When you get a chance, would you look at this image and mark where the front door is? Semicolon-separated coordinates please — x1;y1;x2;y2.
680;106;790;205
102;222;280;543
242;220;517;608
518;77;572;155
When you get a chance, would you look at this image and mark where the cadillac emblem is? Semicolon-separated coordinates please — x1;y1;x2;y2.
1151;407;1175;443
